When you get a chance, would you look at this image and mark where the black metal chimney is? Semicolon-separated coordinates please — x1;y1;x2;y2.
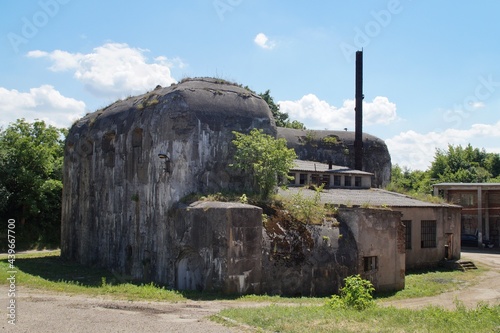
354;50;364;171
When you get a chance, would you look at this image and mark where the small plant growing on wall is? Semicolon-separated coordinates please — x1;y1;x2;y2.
322;135;338;146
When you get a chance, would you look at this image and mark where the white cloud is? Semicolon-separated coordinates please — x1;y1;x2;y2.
27;43;179;100
386;121;500;170
278;94;398;130
0;85;86;129
470;101;486;109
254;33;276;50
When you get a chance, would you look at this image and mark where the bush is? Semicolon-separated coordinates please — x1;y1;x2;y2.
326;274;375;311
281;184;327;224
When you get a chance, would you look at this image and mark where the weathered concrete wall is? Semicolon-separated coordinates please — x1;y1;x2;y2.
401;206;462;269
277;128;391;188
173;201;262;294
261;215;358;296
61;77;400;295
61;78;275;278
338;208;405;292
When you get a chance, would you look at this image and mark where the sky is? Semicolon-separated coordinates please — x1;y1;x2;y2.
1;0;500;171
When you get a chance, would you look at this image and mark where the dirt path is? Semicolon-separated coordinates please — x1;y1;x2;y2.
381;249;500;310
2;250;499;332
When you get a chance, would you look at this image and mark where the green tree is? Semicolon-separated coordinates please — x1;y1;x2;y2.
430;144;493;183
259;90;306;129
0;119;66;249
231;128;297;199
387;165;432;194
387;144;500;197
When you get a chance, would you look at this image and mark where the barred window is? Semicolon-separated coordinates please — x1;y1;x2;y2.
363;256;378;271
344;176;352;187
333;175;341;186
355;176;362;187
421;220;436;248
402;220;412;250
299;174;307;185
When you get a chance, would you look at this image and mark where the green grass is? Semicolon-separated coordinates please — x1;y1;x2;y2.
0;250;185;302
376;266;484;301
1;251;498;332
0;251;483;304
215;303;500;333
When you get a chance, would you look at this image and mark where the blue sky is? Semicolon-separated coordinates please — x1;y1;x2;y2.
1;0;500;170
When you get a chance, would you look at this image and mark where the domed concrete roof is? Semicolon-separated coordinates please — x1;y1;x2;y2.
75;77;275;135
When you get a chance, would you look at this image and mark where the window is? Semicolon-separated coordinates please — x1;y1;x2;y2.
459;193;475;207
311;174;320;185
355;176;362;187
421;220;436;248
402;220;412;249
344;176;352;187
299;174;307;185
288;173;296;185
321;174;330;185
333;175;341;186
363;256;378;271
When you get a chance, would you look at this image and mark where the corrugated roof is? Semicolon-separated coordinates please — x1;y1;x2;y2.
290;159;373;176
433;183;500;189
278;187;460;208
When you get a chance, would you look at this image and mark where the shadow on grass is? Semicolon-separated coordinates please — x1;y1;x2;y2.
14;256;117;287
8;254;243;301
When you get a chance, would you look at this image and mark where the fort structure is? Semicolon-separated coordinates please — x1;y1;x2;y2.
61;77;459;295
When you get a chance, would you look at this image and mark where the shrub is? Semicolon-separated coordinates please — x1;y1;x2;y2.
326;274;375;311
281;184;328;224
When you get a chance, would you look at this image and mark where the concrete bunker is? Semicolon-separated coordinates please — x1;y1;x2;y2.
62;77;404;295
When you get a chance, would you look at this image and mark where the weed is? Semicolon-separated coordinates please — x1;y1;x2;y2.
322;136;338;146
146;98;159;106
281;185;327;224
239;193;248;204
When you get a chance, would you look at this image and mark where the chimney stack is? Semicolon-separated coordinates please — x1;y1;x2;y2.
354;50;364;171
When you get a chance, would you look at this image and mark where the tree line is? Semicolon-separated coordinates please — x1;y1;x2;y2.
388;144;500;195
0;119;66;250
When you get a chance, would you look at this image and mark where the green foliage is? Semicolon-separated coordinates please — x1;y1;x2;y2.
239;193;248;204
326;274;375;311
430;144;499;183
218;302;500;333
0;119;66;249
231;129;297;200
0;251;185;302
322;135;338;146
388;144;500;197
281;185;327;224
259;90;306;129
386;164;433;194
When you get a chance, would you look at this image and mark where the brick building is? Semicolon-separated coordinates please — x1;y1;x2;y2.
433;183;500;247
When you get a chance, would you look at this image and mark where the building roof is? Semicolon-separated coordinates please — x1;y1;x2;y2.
278;187;460;208
433;183;500;190
290;159;373;176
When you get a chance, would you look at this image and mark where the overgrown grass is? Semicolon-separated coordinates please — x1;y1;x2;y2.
215;302;500;333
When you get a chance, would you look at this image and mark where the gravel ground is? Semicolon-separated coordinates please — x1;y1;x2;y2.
2;249;499;332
